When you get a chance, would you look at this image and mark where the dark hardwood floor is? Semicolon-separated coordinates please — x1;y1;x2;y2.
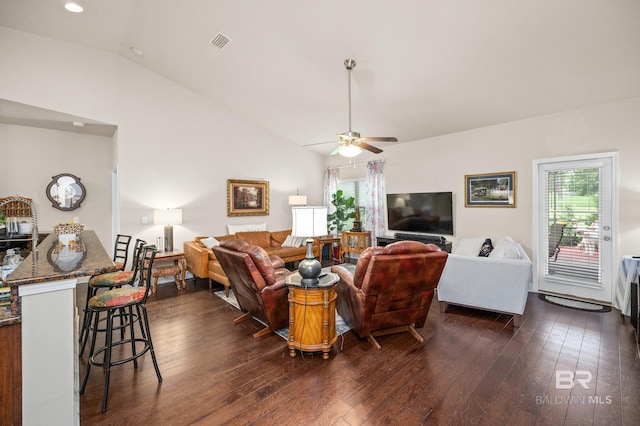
77;276;640;425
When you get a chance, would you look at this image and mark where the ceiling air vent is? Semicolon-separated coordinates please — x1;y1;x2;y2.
210;33;231;50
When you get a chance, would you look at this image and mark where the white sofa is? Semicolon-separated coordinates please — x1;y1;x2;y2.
437;237;533;326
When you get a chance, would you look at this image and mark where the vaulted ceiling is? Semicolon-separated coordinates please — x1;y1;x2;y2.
1;0;639;154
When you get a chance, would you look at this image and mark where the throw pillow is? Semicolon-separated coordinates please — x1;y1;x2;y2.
282;235;296;247
294;236;306;247
478;238;493;257
201;237;220;249
282;235;308;248
489;237;522;259
452;237;486;256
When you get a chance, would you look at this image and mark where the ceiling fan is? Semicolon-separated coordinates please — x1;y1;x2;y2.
306;59;398;157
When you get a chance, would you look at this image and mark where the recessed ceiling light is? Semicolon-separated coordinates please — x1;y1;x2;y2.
72;121;85;127
64;2;83;13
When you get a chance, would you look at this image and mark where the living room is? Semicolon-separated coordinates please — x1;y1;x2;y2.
1;1;640;424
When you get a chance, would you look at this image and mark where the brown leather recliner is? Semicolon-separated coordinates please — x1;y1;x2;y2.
331;240;448;350
213;239;293;338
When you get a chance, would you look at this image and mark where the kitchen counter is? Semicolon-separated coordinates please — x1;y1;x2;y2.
1;230;117;325
0;230;116;426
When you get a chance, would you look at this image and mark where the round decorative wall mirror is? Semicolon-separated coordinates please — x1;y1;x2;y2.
46;173;86;211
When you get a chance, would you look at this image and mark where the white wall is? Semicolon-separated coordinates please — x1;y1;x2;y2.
0;124;112;245
327;97;640;261
3;26;640;265
0;27;326;251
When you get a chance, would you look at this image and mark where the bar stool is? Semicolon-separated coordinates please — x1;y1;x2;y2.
79;234;133;337
79;238;144;356
80;245;162;413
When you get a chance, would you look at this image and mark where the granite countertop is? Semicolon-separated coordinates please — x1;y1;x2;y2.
0;230;117;326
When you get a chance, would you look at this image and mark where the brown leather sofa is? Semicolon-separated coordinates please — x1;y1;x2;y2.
184;229;318;295
331;240;448;349
213;239;292;338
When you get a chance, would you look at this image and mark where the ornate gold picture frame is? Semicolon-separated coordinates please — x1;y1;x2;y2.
227;179;269;216
464;171;516;208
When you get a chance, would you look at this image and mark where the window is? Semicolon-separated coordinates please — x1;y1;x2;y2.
337;178;366;230
545;168;601;283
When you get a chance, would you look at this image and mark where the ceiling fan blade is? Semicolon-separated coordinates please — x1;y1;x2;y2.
303;140;340;147
356;141;383;154
359;136;398;143
329;145;344;155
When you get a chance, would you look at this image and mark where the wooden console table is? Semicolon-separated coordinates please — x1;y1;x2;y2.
341;231;371;262
285;271;339;359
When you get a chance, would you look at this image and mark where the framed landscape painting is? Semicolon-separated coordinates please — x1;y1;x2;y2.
227;179;270;216
464;171;516;207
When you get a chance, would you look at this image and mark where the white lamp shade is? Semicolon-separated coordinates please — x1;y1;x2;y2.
291;206;328;237
288;195;307;205
153;208;183;225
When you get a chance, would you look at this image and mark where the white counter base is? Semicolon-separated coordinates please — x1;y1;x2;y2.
19;278;78;426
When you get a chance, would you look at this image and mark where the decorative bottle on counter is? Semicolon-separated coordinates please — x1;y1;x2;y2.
1;249;21;281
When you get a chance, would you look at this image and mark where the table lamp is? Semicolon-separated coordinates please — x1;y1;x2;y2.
291;206;328;286
288;189;307;206
153;208;182;252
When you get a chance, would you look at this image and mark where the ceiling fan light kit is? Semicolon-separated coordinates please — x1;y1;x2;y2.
338;144;363;157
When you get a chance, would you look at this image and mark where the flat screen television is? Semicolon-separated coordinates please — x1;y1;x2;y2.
386;192;454;236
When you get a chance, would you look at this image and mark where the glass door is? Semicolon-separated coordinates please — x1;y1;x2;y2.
535;153;617;304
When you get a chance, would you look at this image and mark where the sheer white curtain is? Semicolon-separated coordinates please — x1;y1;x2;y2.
324;167;338;234
366;160;385;244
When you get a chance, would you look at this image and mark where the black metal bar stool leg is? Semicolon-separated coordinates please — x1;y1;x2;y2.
141;305;163;382
101;309;115;413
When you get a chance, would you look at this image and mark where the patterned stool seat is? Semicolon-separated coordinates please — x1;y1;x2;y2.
89;270;135;288
89;286;147;309
151;264;182;293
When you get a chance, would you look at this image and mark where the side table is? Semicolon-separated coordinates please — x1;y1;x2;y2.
285;271;339;359
317;236;343;265
152;250;187;293
341;230;372;262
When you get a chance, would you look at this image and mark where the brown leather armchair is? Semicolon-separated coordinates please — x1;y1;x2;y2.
213;239;293;338
331;240;448;349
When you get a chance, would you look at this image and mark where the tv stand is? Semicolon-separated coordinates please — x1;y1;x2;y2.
376;233;452;253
